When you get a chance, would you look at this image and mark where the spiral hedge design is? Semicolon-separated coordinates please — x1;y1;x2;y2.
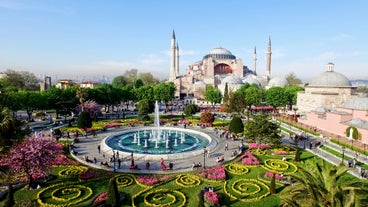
224;179;270;203
225;164;250;175
262;159;298;174
143;189;186;207
115;174;135;187
37;183;93;206
58;166;88;177
175;174;201;188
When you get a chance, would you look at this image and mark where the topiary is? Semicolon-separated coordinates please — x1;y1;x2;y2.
294;147;301;162
270;173;276;194
345;126;358;140
77;111;92;129
229;117;244;134
4;184;15;207
107;177;120;207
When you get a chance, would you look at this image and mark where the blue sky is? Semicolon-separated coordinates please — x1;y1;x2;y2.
0;0;367;82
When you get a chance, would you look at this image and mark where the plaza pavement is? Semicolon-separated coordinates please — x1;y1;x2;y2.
70;125;242;174
71;122;368;178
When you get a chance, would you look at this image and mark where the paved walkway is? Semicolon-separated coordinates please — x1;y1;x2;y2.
70;125;242;174
71;122;368;178
280;122;367;178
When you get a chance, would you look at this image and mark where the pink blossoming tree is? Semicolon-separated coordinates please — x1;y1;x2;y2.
0;138;63;188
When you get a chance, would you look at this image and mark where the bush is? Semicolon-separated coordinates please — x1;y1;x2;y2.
77;112;92;129
107;177;120;207
229;117;244;134
200;111;215;124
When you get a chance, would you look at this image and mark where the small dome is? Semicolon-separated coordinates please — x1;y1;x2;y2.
342;94;368;110
267;76;287;88
222;75;243;85
243;76;261;86
309;63;351;87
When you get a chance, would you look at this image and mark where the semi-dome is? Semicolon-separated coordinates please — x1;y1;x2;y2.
243;76;261;86
194;80;207;86
203;47;236;60
342;93;368;110
266;76;287;88
309;63;351;87
221;75;243;85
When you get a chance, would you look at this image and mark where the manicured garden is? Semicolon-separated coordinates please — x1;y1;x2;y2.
2;140;346;207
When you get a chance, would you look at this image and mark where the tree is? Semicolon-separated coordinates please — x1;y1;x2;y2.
222;83;229;111
112;76;128;87
0;138;62;188
0;166;15;207
265;87;288;110
107;177;120;207
138;72;159;86
280;159;368;207
184;104;199;120
0;107;24;147
284;86;304;109
285;72;302;86
77;100;100;118
204;86;222;109
137;99;154;121
244;113;281;147
154;82;176;106
134;79;144;88
77;111;93;130
134;85;154;101
229;117;244;135
123;69;138;86
1;69;39;91
200;111;215;124
76;87;89;112
228;92;246;114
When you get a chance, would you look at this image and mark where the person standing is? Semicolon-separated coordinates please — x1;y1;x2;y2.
118;159;121;169
97;145;100;153
225;143;228;151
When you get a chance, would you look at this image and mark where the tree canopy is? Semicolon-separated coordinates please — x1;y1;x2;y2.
229;117;244;134
244;113;281;146
0;138;62;188
204;86;222;106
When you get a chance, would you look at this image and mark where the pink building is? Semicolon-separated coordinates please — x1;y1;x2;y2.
299;94;368;144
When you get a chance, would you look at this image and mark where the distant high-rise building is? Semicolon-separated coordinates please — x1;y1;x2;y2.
40;76;52;91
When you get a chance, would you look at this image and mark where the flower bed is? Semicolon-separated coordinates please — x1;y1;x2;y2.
198;166;226;180
225;164;249;175
142;189;186;207
115;174;135;187
204;191;220;206
58;166;88;178
136;175;172;186
93;192;107;206
175;174;201;188
241;151;260;165
37;183;93;206
79;168;113;180
248;143;270;150
262;159;298;175
224;179;270;203
265;172;283;180
51;154;79;166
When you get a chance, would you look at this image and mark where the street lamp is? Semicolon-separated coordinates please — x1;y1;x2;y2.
112;150;116;172
203;147;207;169
341;146;346;164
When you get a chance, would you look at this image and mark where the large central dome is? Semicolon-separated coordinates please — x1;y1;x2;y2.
203;47;236;60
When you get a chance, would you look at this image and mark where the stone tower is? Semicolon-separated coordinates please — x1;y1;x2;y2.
266;36;272;77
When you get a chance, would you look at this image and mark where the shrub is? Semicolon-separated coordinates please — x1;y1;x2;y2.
229;117;244;134
77;111;92;129
200;111;215;124
107;177;120;207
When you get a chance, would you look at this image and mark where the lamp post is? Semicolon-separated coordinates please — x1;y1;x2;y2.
112;150;116;173
203;147;207;169
341;146;346;164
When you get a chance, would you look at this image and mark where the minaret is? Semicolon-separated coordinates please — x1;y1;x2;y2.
253;46;257;75
175;42;179;77
169;30;177;81
266;36;272;77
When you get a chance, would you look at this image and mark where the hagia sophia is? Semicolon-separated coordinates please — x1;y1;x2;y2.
167;31;368;145
168;31;278;100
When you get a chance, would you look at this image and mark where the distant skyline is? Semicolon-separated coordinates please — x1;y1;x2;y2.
1;0;368;83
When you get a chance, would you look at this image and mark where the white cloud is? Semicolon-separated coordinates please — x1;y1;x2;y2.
331;33;353;41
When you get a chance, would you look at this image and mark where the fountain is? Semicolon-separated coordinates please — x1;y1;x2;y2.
101;101;214;161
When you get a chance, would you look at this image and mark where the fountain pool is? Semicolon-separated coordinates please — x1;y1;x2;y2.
100;101;215;161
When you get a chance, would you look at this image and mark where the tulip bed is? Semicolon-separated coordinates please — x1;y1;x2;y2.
9;145;313;207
